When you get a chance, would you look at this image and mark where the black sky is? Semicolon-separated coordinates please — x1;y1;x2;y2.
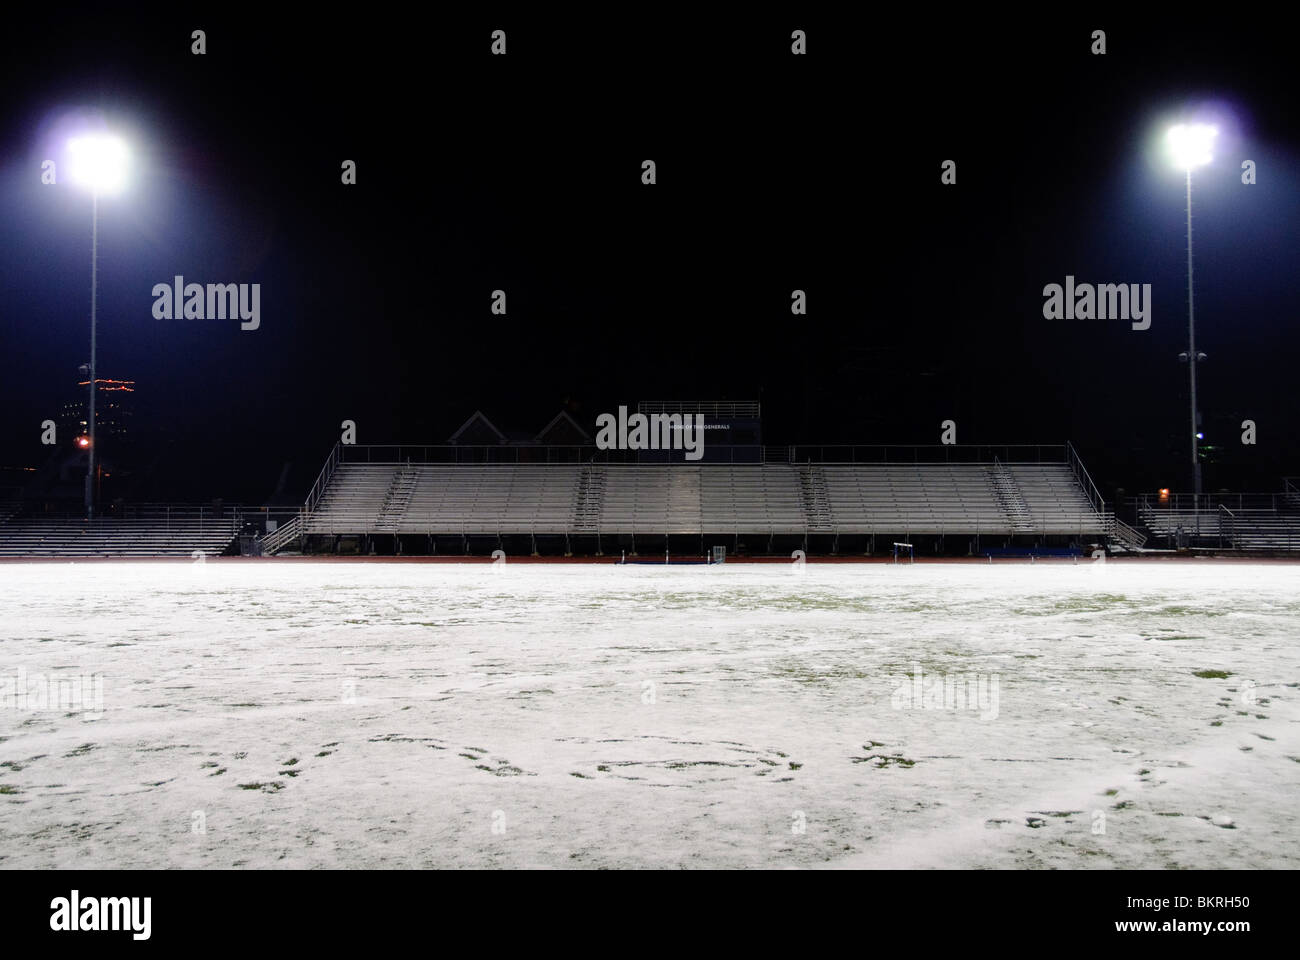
2;9;1297;504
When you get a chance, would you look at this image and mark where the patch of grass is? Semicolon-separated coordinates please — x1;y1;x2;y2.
1193;670;1232;679
851;754;916;769
0;785;19;795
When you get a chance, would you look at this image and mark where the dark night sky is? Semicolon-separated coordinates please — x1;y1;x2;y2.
1;9;1297;504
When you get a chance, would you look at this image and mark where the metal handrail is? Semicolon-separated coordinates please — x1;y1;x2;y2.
1065;441;1106;518
321;442;1077;466
305;441;341;515
258;514;303;555
1131;492;1290;513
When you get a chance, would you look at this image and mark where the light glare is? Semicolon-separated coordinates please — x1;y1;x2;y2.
1166;123;1217;170
67;135;130;194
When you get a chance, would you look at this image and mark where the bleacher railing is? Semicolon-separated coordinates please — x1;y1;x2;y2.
325;443;1078;466
636;401;761;418
330;444;770;464
1065;440;1108;523
16;503;243;527
1131;491;1297;514
305;441;342;514
258;514;303;555
785;444;1070;464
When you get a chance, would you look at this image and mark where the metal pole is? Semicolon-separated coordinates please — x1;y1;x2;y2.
1186;169;1201;516
86;191;98;520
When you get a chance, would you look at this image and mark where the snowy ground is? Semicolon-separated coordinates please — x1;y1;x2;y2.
0;558;1297;869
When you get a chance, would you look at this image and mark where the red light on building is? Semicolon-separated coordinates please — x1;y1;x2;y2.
76;436;91;449
1158;488;1170;501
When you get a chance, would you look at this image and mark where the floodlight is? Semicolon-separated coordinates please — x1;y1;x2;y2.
1166;124;1217;170
67;135;130;194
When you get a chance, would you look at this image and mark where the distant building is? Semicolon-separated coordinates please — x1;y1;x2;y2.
448;409;591;447
60;378;135;444
447;410;508;446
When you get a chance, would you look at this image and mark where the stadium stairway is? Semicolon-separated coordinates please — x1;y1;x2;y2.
987;459;1035;532
798;465;835;533
572;464;606;533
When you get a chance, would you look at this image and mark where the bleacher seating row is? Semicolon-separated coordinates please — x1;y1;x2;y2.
1139;507;1300;550
1139;509;1223;539
0;516;241;557
1229;516;1300;550
299;461;1109;537
305;464;582;535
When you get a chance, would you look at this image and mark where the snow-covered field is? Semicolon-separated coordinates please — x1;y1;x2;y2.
0;559;1297;869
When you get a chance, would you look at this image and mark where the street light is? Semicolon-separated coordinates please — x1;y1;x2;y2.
1166;122;1216;522
67;134;129;519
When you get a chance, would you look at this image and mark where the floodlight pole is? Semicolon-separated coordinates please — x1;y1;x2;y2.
85;191;98;521
1184;169;1202;520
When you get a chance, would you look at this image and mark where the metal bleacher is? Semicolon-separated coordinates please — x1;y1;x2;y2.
593;464;808;535
0;510;241;558
1136;492;1300;551
281;443;1113;549
304;463;583;536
